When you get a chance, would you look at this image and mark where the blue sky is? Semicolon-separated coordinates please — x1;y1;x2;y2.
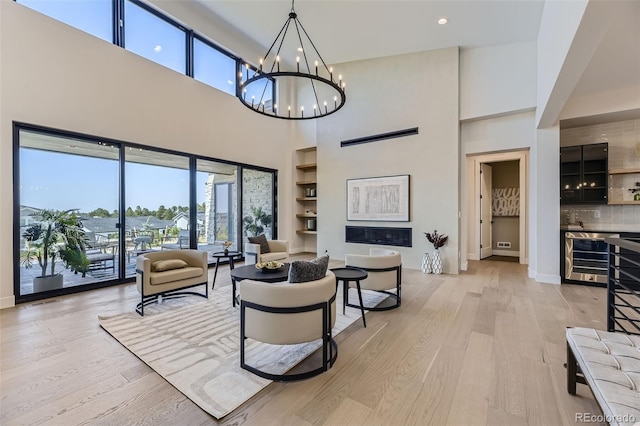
20;148;210;212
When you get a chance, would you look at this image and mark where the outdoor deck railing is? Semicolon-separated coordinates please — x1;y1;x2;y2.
605;237;640;335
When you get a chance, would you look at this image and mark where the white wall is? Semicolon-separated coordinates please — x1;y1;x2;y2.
460;112;536;272
534;126;561;283
460;42;537;121
0;2;294;308
536;0;614;128
316;48;460;272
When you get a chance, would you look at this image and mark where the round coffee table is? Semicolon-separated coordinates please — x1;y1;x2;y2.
331;267;368;327
229;263;290;307
211;251;242;289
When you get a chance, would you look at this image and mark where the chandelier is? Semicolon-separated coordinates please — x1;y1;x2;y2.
237;0;346;120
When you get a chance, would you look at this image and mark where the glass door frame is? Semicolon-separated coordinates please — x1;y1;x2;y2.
13;122;277;304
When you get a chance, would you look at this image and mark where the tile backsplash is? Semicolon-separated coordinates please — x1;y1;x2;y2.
560;118;640;170
560;118;640;230
561;205;640;229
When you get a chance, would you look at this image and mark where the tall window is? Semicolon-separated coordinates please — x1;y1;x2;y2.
17;0;113;42
197;160;239;255
240;65;274;111
194;38;237;95
18;130;120;296
125;149;190;278
242;169;274;240
124;0;186;74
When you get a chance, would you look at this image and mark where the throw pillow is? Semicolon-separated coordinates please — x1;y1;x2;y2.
151;259;188;272
288;255;329;283
248;234;271;254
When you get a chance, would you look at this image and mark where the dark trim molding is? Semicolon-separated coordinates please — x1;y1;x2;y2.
340;127;419;148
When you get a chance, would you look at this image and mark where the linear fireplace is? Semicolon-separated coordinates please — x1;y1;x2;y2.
345;226;412;247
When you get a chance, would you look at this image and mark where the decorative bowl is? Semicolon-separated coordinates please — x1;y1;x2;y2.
255;261;284;272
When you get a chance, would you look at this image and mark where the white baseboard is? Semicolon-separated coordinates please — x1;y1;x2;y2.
0;296;16;309
492;250;520;257
460;260;468;271
536;273;561;285
492;250;519;257
289;247;304;254
467;253;480;261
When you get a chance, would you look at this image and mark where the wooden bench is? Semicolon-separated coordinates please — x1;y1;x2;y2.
566;327;640;426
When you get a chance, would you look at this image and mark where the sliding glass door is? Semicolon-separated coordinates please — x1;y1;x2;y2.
124;149;190;278
242;168;275;241
18;129;120;296
196;160;239;255
14;124;277;303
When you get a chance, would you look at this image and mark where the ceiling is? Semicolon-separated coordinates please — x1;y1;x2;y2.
194;0;639;109
195;0;545;65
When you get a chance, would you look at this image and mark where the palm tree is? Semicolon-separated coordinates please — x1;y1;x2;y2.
21;209;86;277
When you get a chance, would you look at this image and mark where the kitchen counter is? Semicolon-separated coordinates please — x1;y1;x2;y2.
561;224;639;233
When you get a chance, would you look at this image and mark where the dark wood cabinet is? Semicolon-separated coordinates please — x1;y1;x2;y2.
560;143;608;205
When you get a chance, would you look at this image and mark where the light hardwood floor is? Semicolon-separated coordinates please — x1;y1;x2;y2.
1;256;606;425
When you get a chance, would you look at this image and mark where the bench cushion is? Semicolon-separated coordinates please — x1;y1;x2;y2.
566;327;640;426
149;266;204;285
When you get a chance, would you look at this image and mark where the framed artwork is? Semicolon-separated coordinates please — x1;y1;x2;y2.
347;175;410;221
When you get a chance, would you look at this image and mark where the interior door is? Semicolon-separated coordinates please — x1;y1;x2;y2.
480;163;493;259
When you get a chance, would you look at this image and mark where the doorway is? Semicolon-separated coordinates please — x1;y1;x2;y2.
466;150;529;265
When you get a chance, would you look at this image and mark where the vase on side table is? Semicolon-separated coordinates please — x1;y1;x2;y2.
421;253;432;274
432;249;443;274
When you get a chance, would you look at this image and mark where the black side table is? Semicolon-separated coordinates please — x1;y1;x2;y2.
211;251;242;289
331;267;368;327
230;263;290;307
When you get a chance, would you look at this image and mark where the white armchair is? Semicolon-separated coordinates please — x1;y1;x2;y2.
344;248;402;311
244;239;289;265
239;271;337;381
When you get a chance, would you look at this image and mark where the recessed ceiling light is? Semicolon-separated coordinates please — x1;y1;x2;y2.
297;47;303;52
154;45;162;52
438;17;448;25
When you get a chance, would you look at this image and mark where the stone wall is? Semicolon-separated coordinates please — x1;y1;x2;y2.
242;169;273;240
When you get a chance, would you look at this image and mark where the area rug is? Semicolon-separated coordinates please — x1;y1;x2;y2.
98;287;388;419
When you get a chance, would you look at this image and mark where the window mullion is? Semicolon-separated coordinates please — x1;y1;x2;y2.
186;30;194;77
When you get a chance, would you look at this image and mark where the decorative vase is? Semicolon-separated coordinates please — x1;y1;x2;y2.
432;249;443;274
224;248;229;255
421;253;432;274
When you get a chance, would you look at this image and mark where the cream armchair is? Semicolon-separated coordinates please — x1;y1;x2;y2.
135;250;208;316
239;271;337;381
244;239;289;265
344;248;402;311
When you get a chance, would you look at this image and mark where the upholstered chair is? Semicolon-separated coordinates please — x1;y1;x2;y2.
344;248;402;311
135;249;208;316
238;270;337;381
244;236;289;265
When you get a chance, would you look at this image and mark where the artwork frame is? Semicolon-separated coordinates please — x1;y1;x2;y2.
347;175;410;221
